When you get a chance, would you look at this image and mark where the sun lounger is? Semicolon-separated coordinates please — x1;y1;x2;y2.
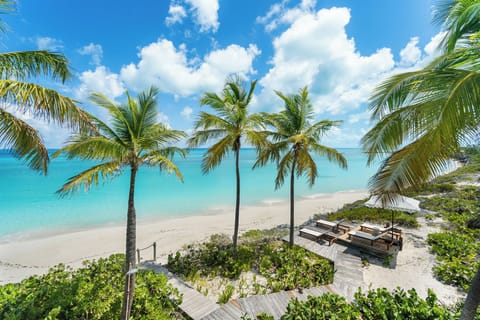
348;230;388;246
299;228;325;241
316;219;337;230
360;223;389;234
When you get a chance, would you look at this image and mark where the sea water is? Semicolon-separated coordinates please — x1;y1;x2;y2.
0;148;379;239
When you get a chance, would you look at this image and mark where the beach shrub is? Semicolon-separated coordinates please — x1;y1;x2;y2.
280;289;454;319
326;206;419;228
167;230;333;299
427;232;480;290
0;254;183;320
354;288;454;320
281;294;360;320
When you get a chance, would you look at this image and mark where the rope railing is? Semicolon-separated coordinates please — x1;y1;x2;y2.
136;242;157;264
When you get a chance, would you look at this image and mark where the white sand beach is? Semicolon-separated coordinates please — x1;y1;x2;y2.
0;188;468;308
0;189;369;284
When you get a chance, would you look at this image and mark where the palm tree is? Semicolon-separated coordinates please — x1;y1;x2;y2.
254;87;347;247
53;87;186;320
0;0;92;173
362;1;480;318
188;77;263;258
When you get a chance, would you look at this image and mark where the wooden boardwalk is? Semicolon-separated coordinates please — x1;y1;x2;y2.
144;235;366;320
202;236;365;320
141;262;220;319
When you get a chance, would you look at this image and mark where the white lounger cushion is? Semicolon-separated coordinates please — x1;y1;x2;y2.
316;219;337;227
349;230;384;241
300;228;324;238
360;223;388;232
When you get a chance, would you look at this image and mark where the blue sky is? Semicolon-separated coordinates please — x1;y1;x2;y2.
3;0;441;148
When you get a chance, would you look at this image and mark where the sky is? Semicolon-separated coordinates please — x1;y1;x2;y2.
2;0;443;148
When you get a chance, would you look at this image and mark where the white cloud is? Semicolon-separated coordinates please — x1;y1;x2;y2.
181;106;193;119
36;37;63;51
120;38;260;96
166;0;219;32
257;5;395;115
166;3;187;26
78;43;103;66
348;111;371;124
399;37;422;67
158;112;171;128
76;66;125;101
186;0;220;32
424;31;447;58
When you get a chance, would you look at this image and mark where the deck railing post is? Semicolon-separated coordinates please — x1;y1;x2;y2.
153;242;157;261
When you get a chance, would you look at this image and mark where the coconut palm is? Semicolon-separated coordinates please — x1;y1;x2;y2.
53;87;186;320
254;87;347;247
0;0;92;173
362;1;480;318
188;77;263;258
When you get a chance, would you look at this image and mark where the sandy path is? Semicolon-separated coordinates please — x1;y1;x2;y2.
363;217;465;305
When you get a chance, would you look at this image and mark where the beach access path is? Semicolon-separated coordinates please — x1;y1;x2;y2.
143;235;365;320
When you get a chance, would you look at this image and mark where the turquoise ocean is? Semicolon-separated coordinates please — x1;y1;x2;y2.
0;148;379;240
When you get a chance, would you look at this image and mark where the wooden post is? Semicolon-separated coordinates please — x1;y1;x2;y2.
136;249;141;264
153;242;157;261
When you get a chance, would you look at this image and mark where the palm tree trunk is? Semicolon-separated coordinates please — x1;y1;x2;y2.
461;263;480;320
232;147;241;258
289;154;297;247
120;165;138;320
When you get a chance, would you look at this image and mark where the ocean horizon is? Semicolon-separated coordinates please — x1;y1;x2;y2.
0;148;379;240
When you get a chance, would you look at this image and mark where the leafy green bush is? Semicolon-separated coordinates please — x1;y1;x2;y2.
354;288;454;320
427;232;480;290
0;254;182;320
167;231;333;295
281;293;360;319
326;206;419;228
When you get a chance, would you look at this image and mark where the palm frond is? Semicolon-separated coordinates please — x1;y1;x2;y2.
275;150;294;189
369;133;457;201
202;136;233;173
0;107;48;173
53;135;127;162
310;143;348;170
56;161;122;197
188;128;226;148
434;0;480;52
295;148;318;186
0;51;72;81
141;151;185;182
0;80;94;132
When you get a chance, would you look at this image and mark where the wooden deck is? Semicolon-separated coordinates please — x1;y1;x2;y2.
202;236;365;320
143;234;367;320
141;262;220;319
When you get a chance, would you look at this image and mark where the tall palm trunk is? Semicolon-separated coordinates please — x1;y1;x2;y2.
461;263;480;320
289;152;297;247
232;140;241;258
120;165;138;320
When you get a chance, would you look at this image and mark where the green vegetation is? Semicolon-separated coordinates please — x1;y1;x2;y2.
167;230;333;301
254;87;347;247
0;254;183;319
419;184;480;291
324;204;419;228
279;288;453;320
